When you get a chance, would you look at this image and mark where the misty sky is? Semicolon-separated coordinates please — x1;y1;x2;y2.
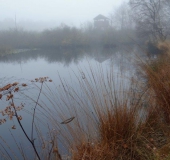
1;0;125;22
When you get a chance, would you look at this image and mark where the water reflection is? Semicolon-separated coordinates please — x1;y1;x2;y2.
0;47;122;65
0;46;138;76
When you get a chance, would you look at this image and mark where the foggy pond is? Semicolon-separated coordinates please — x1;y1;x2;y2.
1;0;170;158
0;46;139;158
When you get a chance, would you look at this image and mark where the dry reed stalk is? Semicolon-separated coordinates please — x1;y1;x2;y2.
43;66;156;160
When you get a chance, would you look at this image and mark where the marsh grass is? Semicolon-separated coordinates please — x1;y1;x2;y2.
37;66;158;160
66;85;156;159
142;45;170;124
53;43;170;159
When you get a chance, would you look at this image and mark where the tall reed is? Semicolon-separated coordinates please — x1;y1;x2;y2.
39;66;158;160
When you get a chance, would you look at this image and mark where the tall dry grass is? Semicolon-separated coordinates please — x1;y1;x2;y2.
56;42;170;159
40;66;159;160
142;41;170;124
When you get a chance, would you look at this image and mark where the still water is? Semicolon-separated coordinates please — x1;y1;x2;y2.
0;47;138;159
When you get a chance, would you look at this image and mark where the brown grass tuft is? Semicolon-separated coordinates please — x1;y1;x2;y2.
157;41;170;55
142;52;170;124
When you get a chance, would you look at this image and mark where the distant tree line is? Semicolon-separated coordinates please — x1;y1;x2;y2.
1;0;169;52
0;25;136;50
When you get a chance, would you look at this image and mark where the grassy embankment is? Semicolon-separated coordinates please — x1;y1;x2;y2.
0;46;12;56
1;42;170;159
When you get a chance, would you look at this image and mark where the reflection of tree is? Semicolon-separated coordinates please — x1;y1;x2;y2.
0;49;85;66
91;48;118;63
109;46;141;77
0;47;124;66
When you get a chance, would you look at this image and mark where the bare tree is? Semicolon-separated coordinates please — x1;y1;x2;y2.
110;2;134;30
130;0;170;42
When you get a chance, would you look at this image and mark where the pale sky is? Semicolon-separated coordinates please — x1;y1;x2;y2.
0;0;125;29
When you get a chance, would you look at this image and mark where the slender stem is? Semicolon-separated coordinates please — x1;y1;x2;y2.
12;99;41;160
31;82;43;141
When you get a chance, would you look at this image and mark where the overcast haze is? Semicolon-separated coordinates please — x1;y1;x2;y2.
0;0;125;30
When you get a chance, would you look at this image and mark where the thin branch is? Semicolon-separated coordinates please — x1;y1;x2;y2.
31;82;43;141
12;98;41;160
